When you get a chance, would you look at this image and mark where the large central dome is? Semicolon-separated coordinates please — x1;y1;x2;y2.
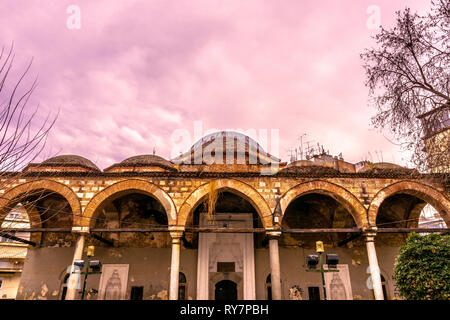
172;131;280;165
190;131;264;152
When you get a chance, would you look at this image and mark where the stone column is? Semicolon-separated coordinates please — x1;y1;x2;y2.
65;227;89;300
196;231;210;300
365;229;384;300
169;230;183;300
268;231;282;300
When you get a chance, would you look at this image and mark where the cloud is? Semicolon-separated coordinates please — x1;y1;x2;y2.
0;0;432;169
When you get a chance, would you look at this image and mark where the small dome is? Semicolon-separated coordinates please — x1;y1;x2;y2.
357;162;409;173
280;160;338;174
284;160;326;168
41;155;100;171
373;162;404;169
119;155;176;170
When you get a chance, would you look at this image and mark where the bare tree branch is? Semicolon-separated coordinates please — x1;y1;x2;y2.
361;0;450;181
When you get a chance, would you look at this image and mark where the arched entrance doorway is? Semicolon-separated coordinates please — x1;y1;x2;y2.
183;188;265;300
215;280;237;300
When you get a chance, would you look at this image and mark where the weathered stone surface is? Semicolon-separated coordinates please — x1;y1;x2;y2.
0;176;448;231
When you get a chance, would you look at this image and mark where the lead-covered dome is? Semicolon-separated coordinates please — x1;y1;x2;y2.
120;155;176;170
280;160;339;174
356;162;413;173
23;154;101;172
172;131;281;165
104;154;177;172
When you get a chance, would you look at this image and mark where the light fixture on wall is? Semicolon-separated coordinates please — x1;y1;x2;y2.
87;245;95;257
306;255;319;269
305;241;340;300
316;241;324;253
89;260;102;272
74;259;85;269
326;254;339;268
71;246;102;300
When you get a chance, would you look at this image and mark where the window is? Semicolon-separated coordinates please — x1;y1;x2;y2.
265;274;272;300
1;204;30;244
8;212;21;220
308;287;321;300
130;286;144;300
178;272;186;300
0;231;16;243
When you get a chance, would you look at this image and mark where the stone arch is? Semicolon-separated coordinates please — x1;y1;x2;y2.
279;180;368;228
0;179;81;227
368;180;450;227
177;179;272;228
82;179;177;228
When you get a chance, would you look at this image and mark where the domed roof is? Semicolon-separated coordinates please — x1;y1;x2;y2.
41;155;100;171
357;162;410;173
284;160;326;168
190;131;264;152
172;131;281;165
280;160;338;174
118;154;176;170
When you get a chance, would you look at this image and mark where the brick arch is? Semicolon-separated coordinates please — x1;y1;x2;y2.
279;180;368;228
177;179;273;228
82;179;177;228
0;179;81;228
368;180;450;227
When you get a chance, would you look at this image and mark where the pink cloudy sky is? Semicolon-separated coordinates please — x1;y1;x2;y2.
0;0;433;169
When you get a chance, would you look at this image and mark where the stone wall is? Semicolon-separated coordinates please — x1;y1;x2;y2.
1;175;448;230
17;247;198;300
1;173;448;300
15;244;400;300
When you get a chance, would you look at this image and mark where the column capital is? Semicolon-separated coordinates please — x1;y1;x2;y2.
71;226;90;234
168;225;184;232
362;225;377;232
266;230;282;239
170;234;183;244
169;226;184;240
364;226;378;242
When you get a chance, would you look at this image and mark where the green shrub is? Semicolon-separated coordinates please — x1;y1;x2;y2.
393;233;450;300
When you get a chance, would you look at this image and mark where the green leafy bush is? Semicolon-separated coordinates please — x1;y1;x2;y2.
393;233;450;300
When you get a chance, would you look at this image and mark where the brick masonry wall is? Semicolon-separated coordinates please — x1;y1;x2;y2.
1;175;449;229
2;174;447;300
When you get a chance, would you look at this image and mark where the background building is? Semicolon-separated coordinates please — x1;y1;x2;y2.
0;205;30;299
418;103;450;173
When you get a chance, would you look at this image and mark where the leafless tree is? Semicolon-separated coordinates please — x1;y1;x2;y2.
361;0;449;180
0;45;56;173
0;44;57;230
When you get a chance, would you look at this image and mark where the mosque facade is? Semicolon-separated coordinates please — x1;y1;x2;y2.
0;131;448;300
